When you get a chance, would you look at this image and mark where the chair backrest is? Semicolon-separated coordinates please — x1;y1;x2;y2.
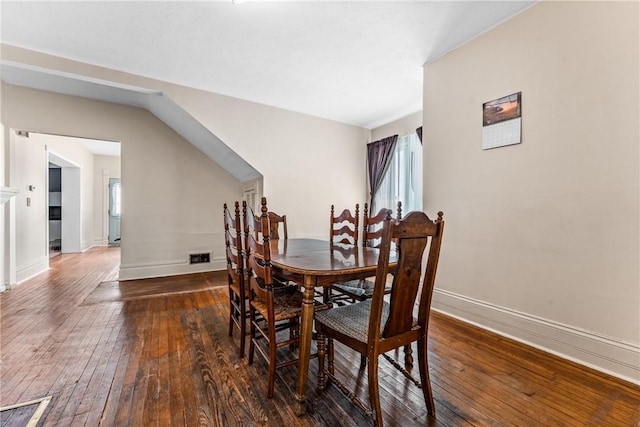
363;200;403;248
267;211;288;240
362;203;392;248
330;204;359;245
224;201;244;290
368;210;445;342
243;197;274;302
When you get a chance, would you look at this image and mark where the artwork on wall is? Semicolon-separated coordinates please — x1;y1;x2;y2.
482;92;522;150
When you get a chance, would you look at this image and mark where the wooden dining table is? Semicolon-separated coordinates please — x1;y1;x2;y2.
269;238;397;415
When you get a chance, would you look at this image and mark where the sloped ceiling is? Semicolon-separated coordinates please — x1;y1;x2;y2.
1;61;262;182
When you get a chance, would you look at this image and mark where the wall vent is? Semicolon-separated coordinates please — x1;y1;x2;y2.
189;253;211;264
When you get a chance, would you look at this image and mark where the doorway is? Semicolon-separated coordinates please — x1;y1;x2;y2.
109;178;121;245
47;151;82;254
48;164;62;257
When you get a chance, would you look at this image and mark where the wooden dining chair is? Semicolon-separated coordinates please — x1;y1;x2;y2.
267;211;288;240
315;210;445;426
330;202;395;303
330;204;359;245
324;204;360;303
224;201;248;358
329;201;406;368
244;197;328;398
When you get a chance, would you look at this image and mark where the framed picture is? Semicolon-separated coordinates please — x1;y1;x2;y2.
482;92;522;150
483;92;521;126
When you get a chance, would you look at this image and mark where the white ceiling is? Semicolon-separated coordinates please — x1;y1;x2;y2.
0;0;534;129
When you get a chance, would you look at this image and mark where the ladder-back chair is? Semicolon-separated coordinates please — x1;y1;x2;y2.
224;201;248;357
244;197;328;398
267;211;288;240
315;210;445;426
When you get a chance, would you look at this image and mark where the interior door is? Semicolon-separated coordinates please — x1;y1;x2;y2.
109;178;121;245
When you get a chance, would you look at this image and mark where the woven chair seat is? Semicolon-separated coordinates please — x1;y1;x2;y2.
332;279;392;300
229;282;249;299
251;288;331;322
315;299;417;344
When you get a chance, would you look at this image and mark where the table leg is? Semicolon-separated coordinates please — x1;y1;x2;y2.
294;275;316;416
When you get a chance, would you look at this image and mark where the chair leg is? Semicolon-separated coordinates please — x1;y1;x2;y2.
328;337;335;376
316;331;326;390
367;354;383;426
267;319;277;398
323;287;331;304
404;343;413;368
228;291;235;337
248;307;256;365
417;338;435;416
359;354;367;370
239;296;246;358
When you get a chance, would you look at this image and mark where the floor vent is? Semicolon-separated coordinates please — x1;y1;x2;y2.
189;253;210;264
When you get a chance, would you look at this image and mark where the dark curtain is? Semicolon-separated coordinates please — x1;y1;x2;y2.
416;126;423;143
367;135;398;208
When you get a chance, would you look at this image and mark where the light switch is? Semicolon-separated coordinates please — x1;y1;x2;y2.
27;197;31;207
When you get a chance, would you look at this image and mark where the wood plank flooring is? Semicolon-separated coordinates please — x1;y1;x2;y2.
1;247;638;426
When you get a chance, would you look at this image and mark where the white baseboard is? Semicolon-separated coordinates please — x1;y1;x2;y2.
119;256;226;281
89;239;109;247
432;288;640;386
16;256;49;284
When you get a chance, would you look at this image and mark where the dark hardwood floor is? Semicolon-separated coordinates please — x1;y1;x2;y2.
1;247;638;426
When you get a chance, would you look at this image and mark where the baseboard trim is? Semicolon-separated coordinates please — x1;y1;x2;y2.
432;288;640;385
16;256;49;284
119;257;226;281
89;239;109;247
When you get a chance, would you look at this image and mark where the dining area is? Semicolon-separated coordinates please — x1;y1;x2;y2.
224;196;445;426
3;203;638;427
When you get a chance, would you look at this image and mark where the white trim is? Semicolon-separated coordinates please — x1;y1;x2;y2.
0;395;52;427
0;187;19;204
432;288;640;385
16;255;49;284
89;238;109;247
119;256;226;281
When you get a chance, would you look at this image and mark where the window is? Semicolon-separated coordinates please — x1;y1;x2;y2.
110;181;122;217
372;132;422;215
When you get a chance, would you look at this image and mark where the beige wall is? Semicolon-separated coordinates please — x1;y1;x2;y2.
12;130;97;281
2;46;370;280
167;84;370;239
423;2;639;382
3;85;243;280
0;47;371;238
13;130;49;281
371;111;421;141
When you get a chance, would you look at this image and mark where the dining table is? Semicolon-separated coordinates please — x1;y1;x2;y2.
269;238;397;416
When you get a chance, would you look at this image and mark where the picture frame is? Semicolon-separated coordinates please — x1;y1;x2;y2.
483;92;522;127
